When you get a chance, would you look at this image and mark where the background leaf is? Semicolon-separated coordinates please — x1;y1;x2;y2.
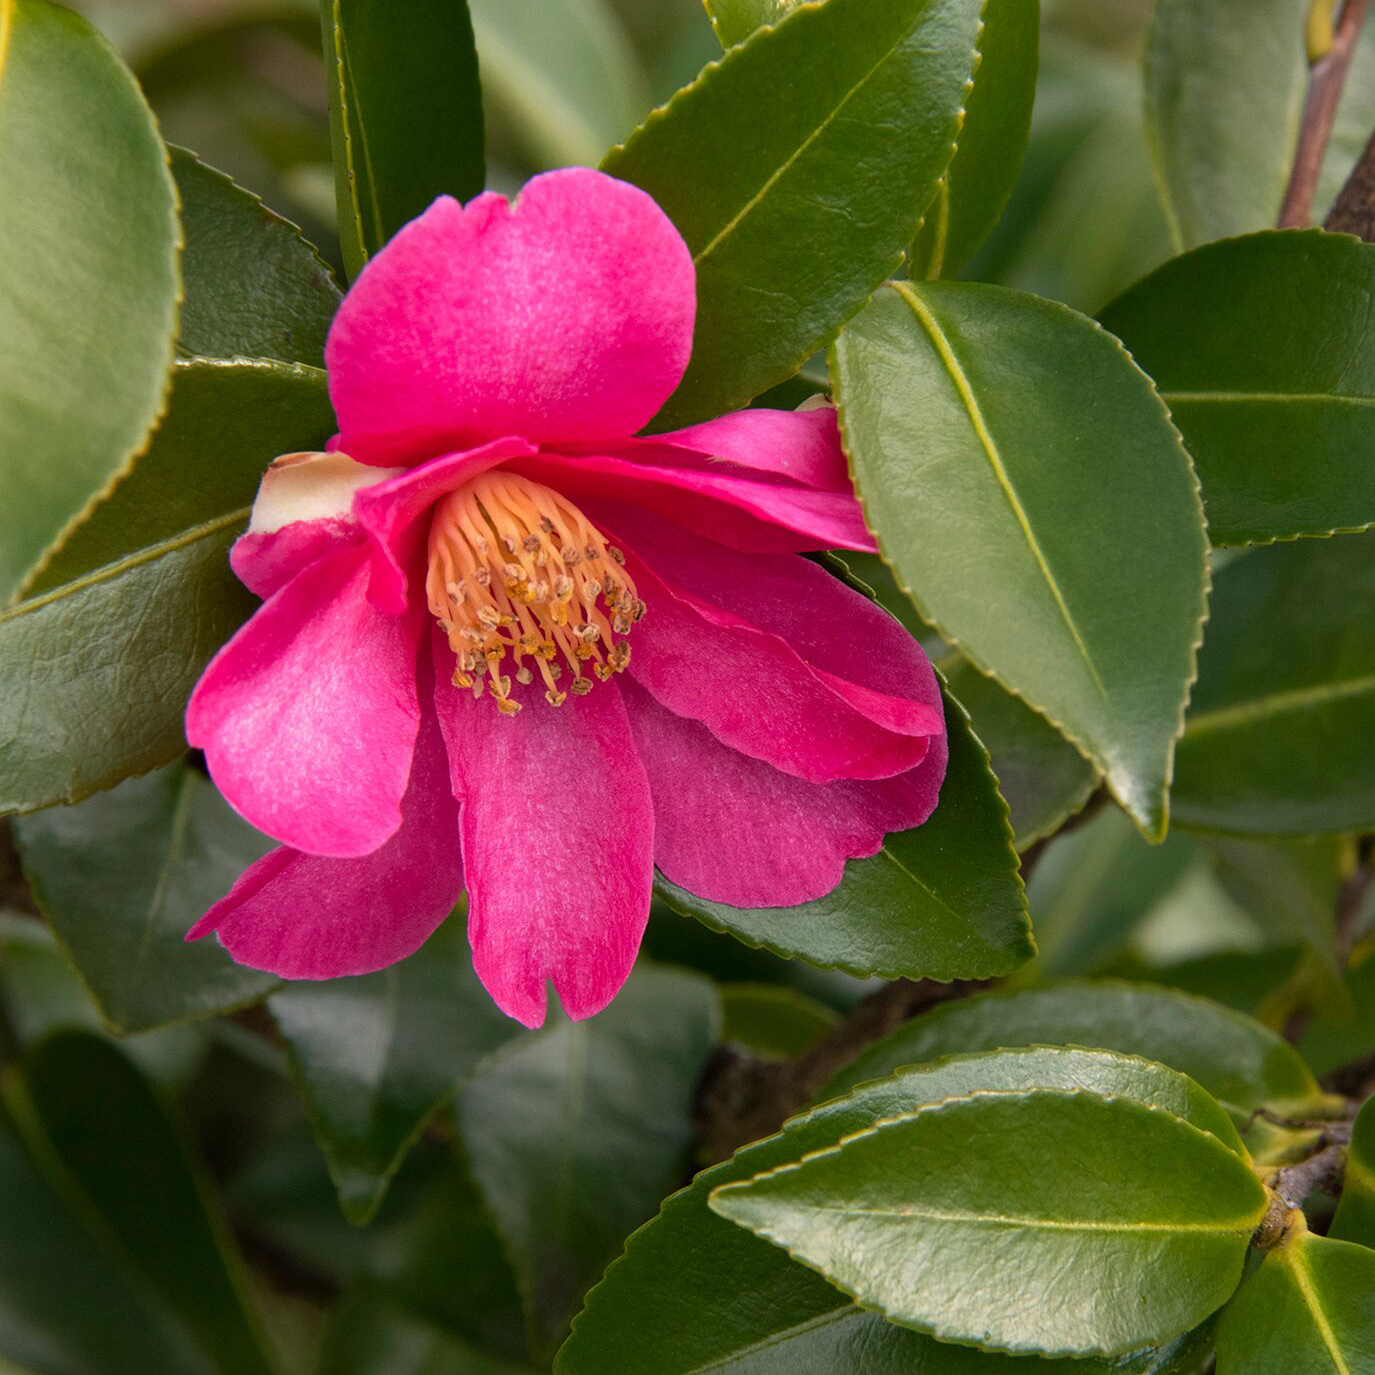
712;1089;1266;1357
604;0;982;426
0;0;179;601
271;915;522;1224
657;686;1033;981
321;0;485;279
456;965;718;1357
1215;1230;1375;1374
13;761;277;1033
1330;1094;1375;1248
704;0;804;48
1101;231;1375;546
832;280;1208;836
0;359;334;812
172;145;341;366
910;0;1040;279
1172;533;1375;836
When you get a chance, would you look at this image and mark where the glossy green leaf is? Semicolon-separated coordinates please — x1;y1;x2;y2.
1028;809;1194;978
834;281;1208;837
13;761;277;1033
1330;1094;1375;1248
1101;232;1375;546
469;0;648;169
0;0;179;602
910;0;1040;279
1216;1229;1375;1374
1172;533;1375;836
0;1100;208;1375
7;1032;280;1374
720;983;839;1059
824;980;1325;1117
712;1090;1267;1357
172;146;340;366
456;965;718;1356
559;1048;1230;1375
942;651;1098;849
1145;0;1375;248
271;916;521;1225
0;359;334;813
322;0;485;280
604;0;982;427
657;687;1033;981
704;0;803;48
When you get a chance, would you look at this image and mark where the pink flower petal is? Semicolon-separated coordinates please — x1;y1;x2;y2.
615;534;941;783
188;703;462;978
432;640;654;1028
622;677;945;907
232;450;401;597
352;437;536;614
327;168;696;464
187;544;424;857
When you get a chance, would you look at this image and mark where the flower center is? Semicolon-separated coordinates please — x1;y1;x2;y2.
426;471;645;716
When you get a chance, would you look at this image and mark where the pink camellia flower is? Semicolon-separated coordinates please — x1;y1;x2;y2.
186;168;947;1027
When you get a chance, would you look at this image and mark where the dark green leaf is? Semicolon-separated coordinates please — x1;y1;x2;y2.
657;686;1033;981
605;0;982;426
712;1090;1266;1357
720;983;839;1059
1298;953;1375;1078
13;761;277;1033
1330;1094;1375;1249
833;281;1208;838
1216;1229;1375;1374
322;0;485;280
824;980;1326;1117
271;916;522;1224
0;0;179;601
0;1100;207;1374
469;0;648;169
910;0;1040;279
1172;534;1375;836
7;1031;281;1374
1101;231;1375;546
0;359;334;812
1028;809;1195;978
172;146;341;366
456;965;718;1356
942;651;1098;849
560;1047;1229;1375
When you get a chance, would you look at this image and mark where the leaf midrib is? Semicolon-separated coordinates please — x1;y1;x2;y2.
1283;1244;1351;1375
1164;389;1375;407
1184;673;1375;738
753;1200;1258;1234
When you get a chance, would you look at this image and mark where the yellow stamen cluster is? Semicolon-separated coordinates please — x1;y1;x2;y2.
426;471;645;715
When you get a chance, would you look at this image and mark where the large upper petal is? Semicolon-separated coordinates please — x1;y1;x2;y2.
327;168;696;464
187;701;462;978
622;676;945;907
187;543;424;857
432;642;654;1028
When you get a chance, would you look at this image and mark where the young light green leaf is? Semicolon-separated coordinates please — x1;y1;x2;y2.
271;916;522;1225
656;686;1033;982
1330;1094;1375;1249
704;0;804;48
605;0;982;427
7;1032;282;1375
832;281;1209;838
559;1048;1231;1375
910;0;1040;279
823;980;1325;1117
712;1091;1267;1357
469;0;648;169
457;965;718;1357
1172;533;1375;836
0;359;334;813
0;0;179;602
1101;231;1375;546
1216;1229;1375;1374
321;0;485;280
13;762;277;1034
172;146;341;366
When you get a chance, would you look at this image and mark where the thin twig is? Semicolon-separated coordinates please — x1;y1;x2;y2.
1279;0;1375;227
